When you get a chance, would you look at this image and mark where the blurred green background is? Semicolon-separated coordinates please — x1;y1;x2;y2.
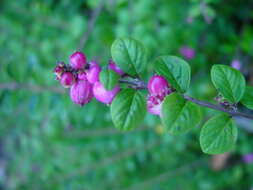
1;0;253;189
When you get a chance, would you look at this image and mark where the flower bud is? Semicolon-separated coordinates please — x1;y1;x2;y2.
70;79;93;106
231;59;241;70
78;72;86;80
147;88;172;116
147;75;172;116
108;60;124;75
179;46;195;60
60;72;75;88
86;61;101;84
93;82;120;104
54;62;65;80
70;51;86;69
148;75;169;94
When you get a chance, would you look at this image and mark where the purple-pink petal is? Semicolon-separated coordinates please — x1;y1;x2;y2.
93;82;120;104
70;79;93;106
70;51;86;69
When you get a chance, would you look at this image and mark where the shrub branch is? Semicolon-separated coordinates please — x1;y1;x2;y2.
119;78;253;120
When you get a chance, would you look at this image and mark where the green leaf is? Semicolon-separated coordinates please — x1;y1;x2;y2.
99;69;120;90
154;56;191;93
200;114;238;154
241;86;253;110
211;64;246;103
161;93;201;135
111;37;147;76
111;89;146;131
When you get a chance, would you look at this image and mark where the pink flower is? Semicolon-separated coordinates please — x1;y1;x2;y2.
93;82;120;104
147;75;172;116
148;75;169;94
179;46;195;60
147;88;172;116
108;60;124;75
78;72;87;80
86;61;101;84
70;51;86;69
231;59;241;70
242;153;253;164
54;62;65;80
60;72;75;88
70;78;93;106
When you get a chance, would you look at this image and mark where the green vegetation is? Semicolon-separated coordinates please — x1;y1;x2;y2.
1;0;253;189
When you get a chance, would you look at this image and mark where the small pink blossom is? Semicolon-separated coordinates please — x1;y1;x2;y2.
70;51;86;69
147;75;172;116
60;72;75;88
108;60;124;76
86;61;101;84
231;59;241;70
180;46;195;60
148;75;169;94
147;88;172;116
54;62;65;80
78;72;86;80
93;82;120;104
70;79;93;106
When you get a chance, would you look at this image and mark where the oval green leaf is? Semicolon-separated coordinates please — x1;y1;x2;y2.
99;69;120;90
111;89;146;131
200;114;238;155
154;56;191;93
111;37;147;76
241;86;253;110
161;92;201;135
211;64;246;103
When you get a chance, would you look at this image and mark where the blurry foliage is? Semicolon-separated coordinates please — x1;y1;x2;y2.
0;0;253;189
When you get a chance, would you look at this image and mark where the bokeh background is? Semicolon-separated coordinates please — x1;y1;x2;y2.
1;0;253;189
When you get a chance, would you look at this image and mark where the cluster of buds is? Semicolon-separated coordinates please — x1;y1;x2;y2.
147;75;173;116
54;51;123;106
54;52;175;116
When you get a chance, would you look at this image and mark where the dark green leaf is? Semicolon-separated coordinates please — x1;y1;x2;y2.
241;86;253;110
111;37;147;76
154;56;191;93
99;69;120;90
200;114;238;154
211;64;245;103
161;93;201;135
111;89;146;130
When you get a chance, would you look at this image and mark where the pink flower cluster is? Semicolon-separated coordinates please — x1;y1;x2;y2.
54;52;174;116
147;76;173;116
54;51;123;106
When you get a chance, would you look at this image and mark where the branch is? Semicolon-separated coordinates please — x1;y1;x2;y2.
183;95;253;120
78;0;105;50
1;79;253;120
119;78;253;120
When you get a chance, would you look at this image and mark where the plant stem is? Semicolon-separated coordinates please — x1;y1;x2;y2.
183;95;253;120
119;78;253;120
